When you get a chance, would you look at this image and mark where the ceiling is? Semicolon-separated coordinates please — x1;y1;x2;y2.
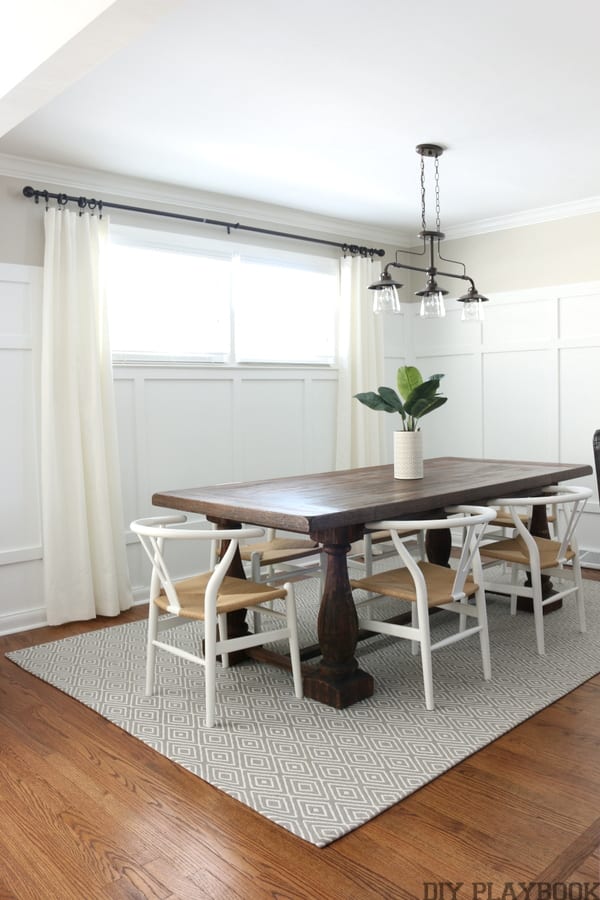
3;0;600;240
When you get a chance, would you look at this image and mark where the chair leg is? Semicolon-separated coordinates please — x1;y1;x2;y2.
363;534;373;578
218;613;229;668
285;584;303;698
415;601;434;710
573;555;586;633
145;601;159;696
204;622;217;728
419;639;434;710
411;603;419;656
509;564;519;615
474;588;492;680
532;576;546;656
458;597;468;633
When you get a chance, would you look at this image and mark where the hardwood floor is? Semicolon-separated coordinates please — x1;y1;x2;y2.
1;582;600;900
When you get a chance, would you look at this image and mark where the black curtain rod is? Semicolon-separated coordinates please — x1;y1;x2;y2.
22;186;386;259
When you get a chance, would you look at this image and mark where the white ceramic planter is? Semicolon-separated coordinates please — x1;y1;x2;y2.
393;430;423;479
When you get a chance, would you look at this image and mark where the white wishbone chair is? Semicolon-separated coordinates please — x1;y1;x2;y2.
131;515;303;727
350;505;496;710
480;485;592;655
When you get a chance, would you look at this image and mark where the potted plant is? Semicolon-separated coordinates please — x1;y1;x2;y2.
354;366;447;478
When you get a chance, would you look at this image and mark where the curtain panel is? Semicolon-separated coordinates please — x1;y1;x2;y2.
335;255;385;469
41;208;132;625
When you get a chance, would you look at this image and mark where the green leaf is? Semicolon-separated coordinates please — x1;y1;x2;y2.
354;391;397;413
407;379;442;403
405;395;447;419
377;386;405;414
397;366;423;402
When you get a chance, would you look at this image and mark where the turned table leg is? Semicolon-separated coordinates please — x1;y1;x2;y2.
303;527;374;708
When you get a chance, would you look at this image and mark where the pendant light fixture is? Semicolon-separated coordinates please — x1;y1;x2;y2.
369;143;489;320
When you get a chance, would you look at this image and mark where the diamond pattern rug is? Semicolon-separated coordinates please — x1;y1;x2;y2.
7;573;600;847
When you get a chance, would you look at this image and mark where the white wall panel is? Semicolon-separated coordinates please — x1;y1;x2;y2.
0;350;40;550
0;560;44;634
418;354;483;459
483;349;557;460
0;277;32;336
306;377;336;473
113;377;139;524
144;377;235;492
559;346;600;498
238;379;305;480
414;306;481;357
559;292;600;341
483;298;556;349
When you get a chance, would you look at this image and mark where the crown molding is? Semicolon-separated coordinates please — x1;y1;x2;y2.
8;150;596;245
444;196;600;240
0;152;409;248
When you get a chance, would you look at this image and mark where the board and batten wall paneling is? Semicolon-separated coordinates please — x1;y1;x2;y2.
412;305;484;459
116;365;338;601
413;284;600;565
0;263;44;633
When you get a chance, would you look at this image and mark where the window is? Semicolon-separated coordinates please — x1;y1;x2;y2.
107;226;339;365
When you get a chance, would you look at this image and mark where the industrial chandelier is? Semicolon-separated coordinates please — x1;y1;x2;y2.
369;143;489;320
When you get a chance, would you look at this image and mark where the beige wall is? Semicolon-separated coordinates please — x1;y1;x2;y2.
6;163;600;296
0;172;399;269
0;176;45;265
441;212;600;294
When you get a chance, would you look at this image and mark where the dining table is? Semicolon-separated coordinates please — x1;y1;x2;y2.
152;456;592;709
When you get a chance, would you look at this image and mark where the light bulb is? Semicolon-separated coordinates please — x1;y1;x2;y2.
373;285;401;315
461;299;484;321
419;292;446;318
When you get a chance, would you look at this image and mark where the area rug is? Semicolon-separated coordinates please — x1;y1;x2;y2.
7;573;600;847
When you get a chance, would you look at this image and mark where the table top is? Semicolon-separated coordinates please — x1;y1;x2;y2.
152;456;592;535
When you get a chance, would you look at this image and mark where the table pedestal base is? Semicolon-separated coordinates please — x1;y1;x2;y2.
303;667;374;709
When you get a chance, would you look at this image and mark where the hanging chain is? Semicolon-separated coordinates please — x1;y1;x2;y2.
420;155;427;232
420;152;442;232
435;156;441;232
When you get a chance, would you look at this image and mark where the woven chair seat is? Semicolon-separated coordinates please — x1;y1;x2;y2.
351;561;479;607
155;573;287;619
481;535;574;569
239;537;318;565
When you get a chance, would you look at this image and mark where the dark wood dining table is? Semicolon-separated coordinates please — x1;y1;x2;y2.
153;456;591;709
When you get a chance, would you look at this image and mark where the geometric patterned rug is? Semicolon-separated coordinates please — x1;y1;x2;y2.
7;572;600;847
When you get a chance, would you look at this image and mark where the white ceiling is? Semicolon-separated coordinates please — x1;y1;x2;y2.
3;0;600;239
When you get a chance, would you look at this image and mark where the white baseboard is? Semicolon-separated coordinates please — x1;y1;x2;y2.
0;593;149;638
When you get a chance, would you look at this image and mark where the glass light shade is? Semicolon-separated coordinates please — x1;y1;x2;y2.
461;298;484;321
419;292;446;318
372;285;401;315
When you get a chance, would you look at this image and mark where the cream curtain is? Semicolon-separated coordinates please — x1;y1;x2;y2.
335;255;385;469
41;208;132;625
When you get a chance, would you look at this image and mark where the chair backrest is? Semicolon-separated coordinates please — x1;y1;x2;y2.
365;505;496;601
594;430;600;498
130;515;265;616
489;485;592;565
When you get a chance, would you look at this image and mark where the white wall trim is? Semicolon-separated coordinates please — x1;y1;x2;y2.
0;152;407;246
0;546;42;566
441;200;600;241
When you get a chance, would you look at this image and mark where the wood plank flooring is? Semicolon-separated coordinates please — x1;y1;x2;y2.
1;581;600;900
